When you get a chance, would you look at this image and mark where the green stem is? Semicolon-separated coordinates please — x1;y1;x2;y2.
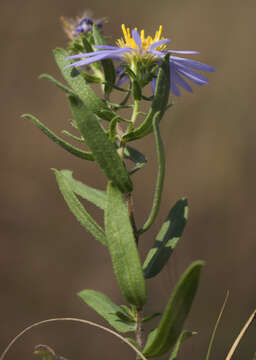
125;194;144;357
127;99;140;134
126;194;139;244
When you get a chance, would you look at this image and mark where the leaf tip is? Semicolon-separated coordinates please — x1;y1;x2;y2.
38;73;47;80
51;168;59;176
193;260;205;269
21;113;30;119
53;47;63;54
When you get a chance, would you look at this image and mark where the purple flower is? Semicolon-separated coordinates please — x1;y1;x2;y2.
61;12;103;40
65;24;215;96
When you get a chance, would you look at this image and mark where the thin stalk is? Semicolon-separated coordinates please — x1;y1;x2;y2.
205;291;229;360
123;96;144;356
126;99;140;134
124;90;144;355
225;309;256;360
125;193;144;356
135;309;144;359
126;194;139;244
0;318;148;360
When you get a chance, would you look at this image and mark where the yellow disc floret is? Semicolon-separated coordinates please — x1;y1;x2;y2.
116;24;167;65
117;24;165;51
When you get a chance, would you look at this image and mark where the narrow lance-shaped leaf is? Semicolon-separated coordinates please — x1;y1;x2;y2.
53;48;115;121
53;169;106;246
60;170;106;210
143;261;204;357
137;111;165;235
143;198;188;278
78;289;136;333
122;54;170;142
169;330;196;360
68;95;133;194
39;73;74;95
22;114;94;161
92;24;116;95
105;182;146;308
123;145;147;175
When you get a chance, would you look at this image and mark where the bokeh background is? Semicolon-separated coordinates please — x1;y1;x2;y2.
1;0;255;359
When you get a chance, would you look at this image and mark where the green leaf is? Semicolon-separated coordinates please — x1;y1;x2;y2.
109;115;119;142
115;310;135;323
82;71;102;83
34;345;57;360
143;261;204;357
81;35;94;53
105;182;146;308
123;145;147;175
53;169;106;245
92;24;116;95
143;198;188;278
39;73;74;95
60;170;106;210
78;289;136;333
142;313;162;323
122;54;170;142
62;130;84;142
169;330;196;360
125;337;141;349
53;48;115;121
68;95;133;194
137;111;165;234
22;114;94;161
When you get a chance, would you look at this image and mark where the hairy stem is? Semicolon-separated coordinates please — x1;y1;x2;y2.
126;194;138;244
136;309;144;350
127;99;140;133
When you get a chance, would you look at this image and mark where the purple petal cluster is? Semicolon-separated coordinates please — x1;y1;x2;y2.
75;17;102;36
61;13;103;40
65;28;215;96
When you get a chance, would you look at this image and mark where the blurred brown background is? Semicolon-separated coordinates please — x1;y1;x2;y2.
1;0;255;359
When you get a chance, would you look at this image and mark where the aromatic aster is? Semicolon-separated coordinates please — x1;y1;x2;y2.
66;24;215;96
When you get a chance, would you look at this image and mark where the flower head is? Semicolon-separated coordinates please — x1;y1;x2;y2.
65;24;215;96
61;12;103;40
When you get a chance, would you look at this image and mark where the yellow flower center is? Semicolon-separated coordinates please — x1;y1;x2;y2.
117;24;166;52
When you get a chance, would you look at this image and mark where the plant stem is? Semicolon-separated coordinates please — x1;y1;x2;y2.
125;193;144;358
124;98;144;357
136;308;143;358
126;194;139;244
127;99;140;134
